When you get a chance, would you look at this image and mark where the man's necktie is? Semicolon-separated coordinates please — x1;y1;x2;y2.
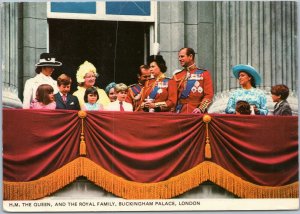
119;101;124;111
62;95;67;103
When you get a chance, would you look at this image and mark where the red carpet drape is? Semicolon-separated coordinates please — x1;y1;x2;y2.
3;109;298;200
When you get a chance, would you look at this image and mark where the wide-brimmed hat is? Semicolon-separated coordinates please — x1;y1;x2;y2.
35;53;62;67
232;64;261;85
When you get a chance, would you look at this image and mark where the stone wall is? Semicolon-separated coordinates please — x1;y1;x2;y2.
20;2;48;101
159;1;298;114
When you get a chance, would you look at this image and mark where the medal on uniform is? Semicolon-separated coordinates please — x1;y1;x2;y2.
163;81;168;88
198;86;203;93
157;88;163;94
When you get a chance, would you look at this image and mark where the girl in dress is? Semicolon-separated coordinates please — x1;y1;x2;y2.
82;87;103;111
30;84;56;109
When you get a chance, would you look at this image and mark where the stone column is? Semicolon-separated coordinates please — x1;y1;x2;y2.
208;1;298;114
1;3;22;108
159;1;184;77
196;2;214;73
20;2;48;100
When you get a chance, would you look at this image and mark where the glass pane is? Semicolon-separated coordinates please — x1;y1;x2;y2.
51;2;96;14
106;1;150;16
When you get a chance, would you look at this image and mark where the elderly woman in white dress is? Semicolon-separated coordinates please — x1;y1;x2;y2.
73;61;110;109
22;53;62;109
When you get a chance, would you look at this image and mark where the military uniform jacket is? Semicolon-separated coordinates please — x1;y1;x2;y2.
140;74;177;112
172;66;214;113
125;83;144;111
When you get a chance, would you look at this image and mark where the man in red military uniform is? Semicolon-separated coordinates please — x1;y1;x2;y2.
172;47;214;113
126;65;151;111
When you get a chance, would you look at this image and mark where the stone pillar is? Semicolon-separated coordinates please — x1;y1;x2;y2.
208;1;298;114
1;3;22;108
159;1;184;77
20;2;48;101
196;2;214;73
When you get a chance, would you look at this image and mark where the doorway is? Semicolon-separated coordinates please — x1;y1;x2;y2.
48;19;150;92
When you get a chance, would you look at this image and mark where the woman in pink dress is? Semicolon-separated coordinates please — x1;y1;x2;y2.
30;84;56;110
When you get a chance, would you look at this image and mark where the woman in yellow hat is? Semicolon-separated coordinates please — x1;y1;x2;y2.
73;61;110;109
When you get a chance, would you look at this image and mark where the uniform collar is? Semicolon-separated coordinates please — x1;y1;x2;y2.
186;63;197;72
156;73;166;81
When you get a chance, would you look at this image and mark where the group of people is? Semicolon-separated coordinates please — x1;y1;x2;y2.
22;48;293;116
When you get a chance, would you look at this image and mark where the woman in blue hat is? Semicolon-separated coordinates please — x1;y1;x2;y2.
105;82;117;102
225;64;268;115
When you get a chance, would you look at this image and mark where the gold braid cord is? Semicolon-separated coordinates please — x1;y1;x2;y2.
78;111;87;156
3;158;298;200
199;99;212;113
203;114;212;159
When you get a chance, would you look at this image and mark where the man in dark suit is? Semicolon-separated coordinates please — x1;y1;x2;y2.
55;74;80;110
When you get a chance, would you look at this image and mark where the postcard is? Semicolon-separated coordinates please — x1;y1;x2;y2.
2;0;299;213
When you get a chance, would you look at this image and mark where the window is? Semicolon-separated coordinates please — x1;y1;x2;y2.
48;1;156;22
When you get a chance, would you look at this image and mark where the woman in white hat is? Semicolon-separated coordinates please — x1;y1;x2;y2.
225;64;268;115
73;61;110;109
22;53;62;109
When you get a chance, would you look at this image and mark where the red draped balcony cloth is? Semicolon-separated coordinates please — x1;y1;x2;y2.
3;109;298;200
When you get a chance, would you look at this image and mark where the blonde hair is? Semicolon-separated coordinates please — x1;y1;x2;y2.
115;83;128;93
76;61;98;84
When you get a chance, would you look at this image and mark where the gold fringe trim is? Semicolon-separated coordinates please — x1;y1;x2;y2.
3;158;298;200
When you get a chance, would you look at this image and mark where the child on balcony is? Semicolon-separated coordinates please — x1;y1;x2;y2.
30;84;56;109
105;83;133;111
235;100;251;115
82;87;103;111
271;84;292;116
55;74;80;110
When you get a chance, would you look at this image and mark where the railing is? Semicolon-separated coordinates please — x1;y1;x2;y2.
3;109;298;200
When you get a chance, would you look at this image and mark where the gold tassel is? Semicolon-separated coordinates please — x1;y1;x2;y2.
80;137;86;156
203;114;212;159
78;111;87;156
205;142;211;159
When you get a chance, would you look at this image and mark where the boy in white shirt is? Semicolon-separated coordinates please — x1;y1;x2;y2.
105;83;133;112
